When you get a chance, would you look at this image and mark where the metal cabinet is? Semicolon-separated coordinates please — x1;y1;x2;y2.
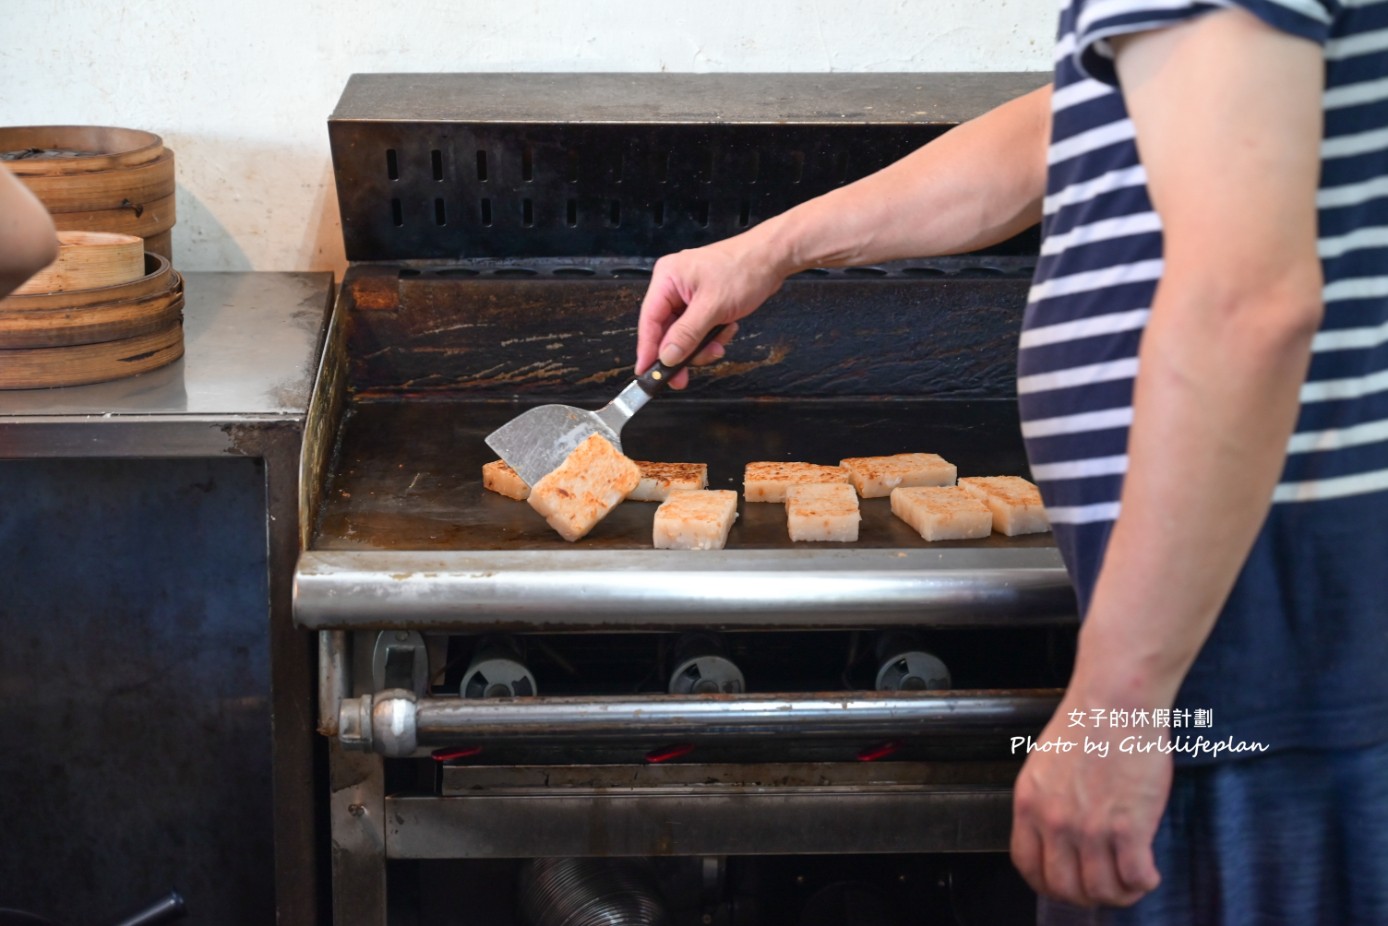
0;272;334;925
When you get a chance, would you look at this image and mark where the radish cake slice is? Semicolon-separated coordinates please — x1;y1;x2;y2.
483;459;530;500
743;461;850;503
785;482;861;542
527;433;641;542
839;452;957;498
653;489;739;550
890;486;993;541
958;476;1050;536
628;461;708;502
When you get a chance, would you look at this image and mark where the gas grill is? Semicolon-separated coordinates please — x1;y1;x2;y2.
295;72;1074;925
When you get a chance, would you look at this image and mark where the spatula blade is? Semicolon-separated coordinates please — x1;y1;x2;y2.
485;404;622;488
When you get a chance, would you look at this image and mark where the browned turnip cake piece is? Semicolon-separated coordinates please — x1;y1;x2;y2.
628;461;708;502
743;461;850;503
890;486;993;541
652;489;740;550
785;482;861;542
839;452;957;498
526;433;641;542
482;459;530;500
958;476;1051;536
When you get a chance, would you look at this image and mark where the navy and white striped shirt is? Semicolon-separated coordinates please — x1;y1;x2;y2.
1024;0;1388;757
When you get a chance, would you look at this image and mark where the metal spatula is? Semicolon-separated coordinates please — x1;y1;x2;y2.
485;325;726;487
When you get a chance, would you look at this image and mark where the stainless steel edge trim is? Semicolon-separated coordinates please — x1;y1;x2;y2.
438;760;1023;793
332;73;1052;127
299;284;348;549
384;787;1017;858
294;548;1077;630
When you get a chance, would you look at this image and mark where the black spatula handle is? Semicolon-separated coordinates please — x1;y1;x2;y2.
637;324;728;396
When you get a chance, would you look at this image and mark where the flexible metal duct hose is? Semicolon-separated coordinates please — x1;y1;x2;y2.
518;858;669;926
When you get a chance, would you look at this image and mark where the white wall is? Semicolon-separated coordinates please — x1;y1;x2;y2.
1;1;1056;276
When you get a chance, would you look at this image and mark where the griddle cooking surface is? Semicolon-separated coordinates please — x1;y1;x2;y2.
313;398;1055;553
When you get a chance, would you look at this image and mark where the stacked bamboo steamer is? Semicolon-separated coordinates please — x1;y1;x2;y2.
1;126;176;258
0;231;184;389
0;127;183;388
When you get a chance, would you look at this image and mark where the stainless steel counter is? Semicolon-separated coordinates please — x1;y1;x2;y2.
0;271;334;926
0;272;332;454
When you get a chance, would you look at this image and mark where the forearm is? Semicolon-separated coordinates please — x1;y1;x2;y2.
737;85;1051;275
1074;269;1322;708
0;167;60;299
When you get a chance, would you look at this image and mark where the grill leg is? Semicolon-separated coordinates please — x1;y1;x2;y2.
329;743;386;925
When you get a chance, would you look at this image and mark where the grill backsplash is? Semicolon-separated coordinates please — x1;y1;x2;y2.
329;72;1048;400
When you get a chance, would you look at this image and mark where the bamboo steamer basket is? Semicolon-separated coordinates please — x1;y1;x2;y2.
0;253;182;350
13;231;145;296
50;194;176;257
0;252;185;384
0;284;183;350
1;126;177;259
18;150;174;211
0;126;164;174
0;251;176;311
0;322;184;389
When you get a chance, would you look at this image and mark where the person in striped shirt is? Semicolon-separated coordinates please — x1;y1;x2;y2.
637;1;1388;922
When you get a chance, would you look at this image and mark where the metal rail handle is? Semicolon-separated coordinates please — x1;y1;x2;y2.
294;550;1077;631
338;688;1063;757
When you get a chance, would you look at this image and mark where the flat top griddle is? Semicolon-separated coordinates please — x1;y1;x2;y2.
313;397;1055;554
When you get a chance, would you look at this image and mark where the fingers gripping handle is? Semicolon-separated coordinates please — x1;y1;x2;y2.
637;324;727;396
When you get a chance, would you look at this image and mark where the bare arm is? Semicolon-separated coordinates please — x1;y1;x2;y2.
0;166;59;299
769;83;1051;269
1011;8;1324;907
636;85;1052;384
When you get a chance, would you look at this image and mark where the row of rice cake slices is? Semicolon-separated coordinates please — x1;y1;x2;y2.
484;440;1048;547
744;455;1049;543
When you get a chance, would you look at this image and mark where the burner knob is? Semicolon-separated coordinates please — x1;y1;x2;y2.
875;650;951;692
873;631;951;692
462;636;537;699
669;633;744;695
